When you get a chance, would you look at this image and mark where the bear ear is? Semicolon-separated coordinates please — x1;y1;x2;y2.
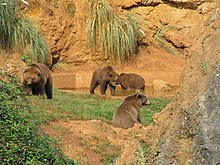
23;67;29;73
120;73;125;76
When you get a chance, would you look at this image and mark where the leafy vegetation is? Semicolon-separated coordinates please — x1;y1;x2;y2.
200;62;207;75
0;73;76;164
135;140;158;164
0;0;48;63
86;0;140;63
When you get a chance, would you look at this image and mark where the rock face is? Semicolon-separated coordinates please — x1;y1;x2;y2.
193;62;220;164
153;9;220;164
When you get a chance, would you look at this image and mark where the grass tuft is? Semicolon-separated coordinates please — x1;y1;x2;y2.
153;23;177;55
86;0;140;63
0;0;48;64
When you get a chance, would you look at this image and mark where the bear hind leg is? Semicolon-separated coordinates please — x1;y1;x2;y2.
109;85;116;96
90;82;98;94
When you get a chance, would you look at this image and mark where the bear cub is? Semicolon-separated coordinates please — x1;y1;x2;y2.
90;65;119;96
116;73;145;90
113;90;150;128
21;63;53;99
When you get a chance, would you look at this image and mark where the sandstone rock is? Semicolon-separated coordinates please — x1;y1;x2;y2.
153;79;172;91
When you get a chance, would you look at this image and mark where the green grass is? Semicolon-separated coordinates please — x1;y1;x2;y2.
28;90;171;126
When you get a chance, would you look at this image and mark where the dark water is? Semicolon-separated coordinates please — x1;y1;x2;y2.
59;86;179;98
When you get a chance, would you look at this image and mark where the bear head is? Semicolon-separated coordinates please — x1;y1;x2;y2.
103;66;119;87
108;71;119;87
134;90;151;106
23;67;42;86
116;73;125;85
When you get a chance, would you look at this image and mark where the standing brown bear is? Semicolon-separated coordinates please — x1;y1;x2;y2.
90;65;119;96
21;63;53;99
113;90;151;128
116;73;145;90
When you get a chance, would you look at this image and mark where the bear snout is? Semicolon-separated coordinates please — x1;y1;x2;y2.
111;81;117;87
145;100;151;105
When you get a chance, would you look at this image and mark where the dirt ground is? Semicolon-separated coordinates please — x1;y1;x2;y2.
41;119;160;164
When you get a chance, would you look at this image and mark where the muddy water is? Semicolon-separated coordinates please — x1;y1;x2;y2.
59;86;179;98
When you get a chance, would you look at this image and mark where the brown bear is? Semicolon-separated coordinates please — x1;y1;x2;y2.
21;63;53;99
116;73;145;90
90;65;119;96
113;90;151;128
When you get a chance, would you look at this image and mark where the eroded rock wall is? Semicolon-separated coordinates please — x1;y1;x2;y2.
24;0;215;65
152;8;220;164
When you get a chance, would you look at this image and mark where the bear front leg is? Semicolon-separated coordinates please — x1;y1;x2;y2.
100;82;108;95
22;84;31;96
137;109;141;123
109;85;116;96
32;84;45;98
45;79;53;99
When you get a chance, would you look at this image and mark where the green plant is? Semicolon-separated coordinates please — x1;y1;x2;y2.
86;0;140;63
201;34;211;46
187;128;195;138
200;63;207;75
0;0;49;63
21;53;31;64
54;0;59;9
66;3;75;15
135;140;157;165
102;153;119;165
153;24;176;55
0;72;76;164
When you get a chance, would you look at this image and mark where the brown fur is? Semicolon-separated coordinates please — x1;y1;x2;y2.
113;90;150;128
90;65;119;96
116;73;145;90
21;63;53;99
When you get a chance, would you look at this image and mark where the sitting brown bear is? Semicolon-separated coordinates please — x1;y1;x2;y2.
90;65;119;96
21;63;53;99
113;90;151;128
116;73;145;90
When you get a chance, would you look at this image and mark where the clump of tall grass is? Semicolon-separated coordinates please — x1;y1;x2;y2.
0;0;48;63
86;0;140;63
153;23;177;55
